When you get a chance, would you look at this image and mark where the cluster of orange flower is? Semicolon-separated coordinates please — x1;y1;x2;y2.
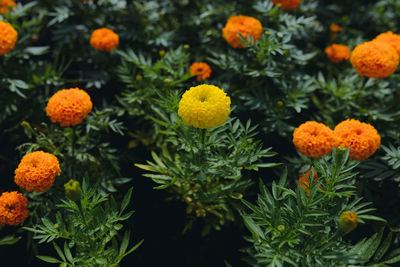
325;24;350;64
351;31;400;78
293;119;381;161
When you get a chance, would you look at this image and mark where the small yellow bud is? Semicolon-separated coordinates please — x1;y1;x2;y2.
277;225;285;231
338;211;358;234
277;101;284;107
64;179;82;203
183;44;190;49
20;121;31;129
136;74;143;81
54;223;59;229
159;50;165;56
164;78;171;84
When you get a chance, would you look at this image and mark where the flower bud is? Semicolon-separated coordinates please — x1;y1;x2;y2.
338;211;358;234
64;179;82;202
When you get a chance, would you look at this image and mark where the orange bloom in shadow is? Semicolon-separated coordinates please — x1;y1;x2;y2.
46;88;93;127
298;170;321;196
90;27;119;52
325;44;350;63
0;191;29;226
15;151;61;192
329;24;342;33
334;119;381;160
0;21;18;56
373;31;400;56
190;62;212;81
293;121;338;158
222;15;263;48
350;41;399;78
0;0;17;15
272;0;302;10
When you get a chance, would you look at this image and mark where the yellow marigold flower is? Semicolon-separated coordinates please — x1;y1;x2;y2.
90;27;119;52
298;169;322;196
0;191;29;226
329;24;342;33
325;44;350;63
0;21;18;56
293;121;338;158
350;41;399;79
373;31;400;56
222;15;263;49
338;211;358;233
0;0;17;15
271;0;302;10
15;151;61;192
190;62;212;81
178;84;231;129
46;88;93;127
333;119;381;161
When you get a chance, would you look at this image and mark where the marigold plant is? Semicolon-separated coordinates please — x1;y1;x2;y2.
46;88;93;127
0;191;29;226
338;211;358;234
90;27;119;52
271;0;302;10
373;31;400;56
0;0;17;15
222;15;263;48
329;23;342;33
189;62;212;81
0;20;18;56
325;44;350;63
333;119;381;160
350;41;399;78
14;151;61;192
292;121;338;158
178;84;231;129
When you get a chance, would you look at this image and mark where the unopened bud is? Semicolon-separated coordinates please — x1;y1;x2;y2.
21;121;31;129
136;74;143;81
159;50;165;56
277;225;285;231
338;211;358;234
64;179;82;202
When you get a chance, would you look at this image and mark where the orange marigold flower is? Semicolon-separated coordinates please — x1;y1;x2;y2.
293;121;338;158
190;62;212;81
222;15;263;49
15;151;61;192
350;41;399;78
325;44;351;63
329;24;342;33
0;20;18;56
271;0;302;10
373;31;400;56
90;27;119;52
0;191;29;226
0;0;17;15
298;169;322;196
46;88;93;127
333;119;381;160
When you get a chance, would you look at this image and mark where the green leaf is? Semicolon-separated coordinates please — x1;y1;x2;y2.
64;242;73;263
53;242;65;262
37;256;61;263
375;230;392;261
0;235;21;245
120;187;133;215
123;239;144;257
384;248;400;264
120;231;130;256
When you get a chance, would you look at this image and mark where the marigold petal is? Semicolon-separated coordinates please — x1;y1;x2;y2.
222;15;263;49
0;191;29;226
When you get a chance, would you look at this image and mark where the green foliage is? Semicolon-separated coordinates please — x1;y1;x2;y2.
24;181;142;266
136;114;279;233
241;149;386;266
